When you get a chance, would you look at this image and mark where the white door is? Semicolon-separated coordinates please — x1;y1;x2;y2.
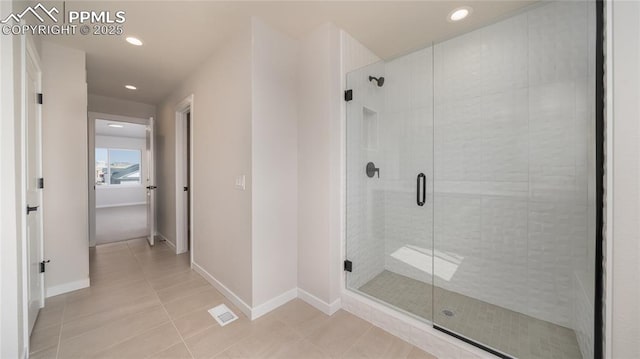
146;117;156;246
25;44;44;334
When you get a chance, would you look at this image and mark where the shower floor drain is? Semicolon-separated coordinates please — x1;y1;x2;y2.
442;309;455;317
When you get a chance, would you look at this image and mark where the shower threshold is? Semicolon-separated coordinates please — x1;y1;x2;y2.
359;271;583;359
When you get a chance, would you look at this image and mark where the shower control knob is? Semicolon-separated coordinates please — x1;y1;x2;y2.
366;162;380;178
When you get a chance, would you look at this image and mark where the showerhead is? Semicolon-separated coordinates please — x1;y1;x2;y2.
369;76;385;87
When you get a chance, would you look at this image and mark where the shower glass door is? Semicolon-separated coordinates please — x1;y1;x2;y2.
345;2;595;358
345;48;434;323
431;2;595;358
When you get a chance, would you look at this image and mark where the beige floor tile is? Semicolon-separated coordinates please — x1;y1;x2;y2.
141;258;191;279
185;319;251;359
44;294;66;310
268;299;328;331
60;294;161;341
258;338;330;359
33;305;65;332
29;345;58;359
157;276;210;304
63;280;154;321
304;310;372;357
58;305;169;358
89;271;147;291
185;315;282;359
65;274;146;304
215;319;303;358
163;288;224;319
92;322;182;359
37;239;438;359
406;347;438;359
148;269;202;291
342;326;415;359
172;305;223;339
88;265;144;284
150;342;193;359
90;259;140;275
30;324;61;354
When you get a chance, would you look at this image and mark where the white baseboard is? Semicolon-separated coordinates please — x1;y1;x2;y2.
156;233;176;250
298;288;341;316
96;202;146;209
46;278;90;297
192;261;252;318
189;264;343;321
252;288;298;320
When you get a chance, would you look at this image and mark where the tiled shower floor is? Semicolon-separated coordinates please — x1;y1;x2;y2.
359;271;582;359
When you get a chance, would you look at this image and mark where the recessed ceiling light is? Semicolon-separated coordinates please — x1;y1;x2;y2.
449;7;472;22
108;123;124;128
125;85;137;90
126;37;143;46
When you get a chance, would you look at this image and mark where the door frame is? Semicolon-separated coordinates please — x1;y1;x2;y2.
21;34;43;338
87;112;151;247
175;94;194;262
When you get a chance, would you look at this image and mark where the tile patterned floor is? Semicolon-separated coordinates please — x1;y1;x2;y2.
29;239;437;359
359;270;582;359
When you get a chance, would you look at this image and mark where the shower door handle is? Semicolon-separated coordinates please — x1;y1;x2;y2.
417;173;426;207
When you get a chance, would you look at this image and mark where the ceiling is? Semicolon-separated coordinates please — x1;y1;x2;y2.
95;119;146;138
46;1;537;105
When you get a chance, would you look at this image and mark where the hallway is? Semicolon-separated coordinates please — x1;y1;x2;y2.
29;239;436;359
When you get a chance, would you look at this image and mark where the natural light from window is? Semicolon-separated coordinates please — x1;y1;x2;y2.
95;148;141;185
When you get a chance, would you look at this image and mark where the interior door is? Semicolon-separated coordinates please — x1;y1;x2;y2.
25;45;44;334
145;117;156;246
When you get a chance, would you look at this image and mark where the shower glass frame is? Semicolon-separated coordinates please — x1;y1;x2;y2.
344;2;598;358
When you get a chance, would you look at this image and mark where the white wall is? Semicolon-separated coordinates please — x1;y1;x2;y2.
95;135;147;207
157;19;254;305
297;24;380;312
251;18;299;308
41;41;90;297
88;94;155;120
297;23;336;307
609;1;640;358
157;18;301;315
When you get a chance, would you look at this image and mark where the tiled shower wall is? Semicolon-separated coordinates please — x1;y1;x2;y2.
430;1;593;330
347;1;594;356
346;61;387;289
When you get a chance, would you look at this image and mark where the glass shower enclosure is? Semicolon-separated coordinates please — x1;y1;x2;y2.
345;1;596;358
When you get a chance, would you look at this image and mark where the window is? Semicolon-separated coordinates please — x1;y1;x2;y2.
95;148;142;185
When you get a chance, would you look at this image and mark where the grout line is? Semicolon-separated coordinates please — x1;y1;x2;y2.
128;240;196;359
55;289;68;358
339;322;374;357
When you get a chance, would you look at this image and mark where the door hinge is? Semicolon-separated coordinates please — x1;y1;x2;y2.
37;177;44;189
344;89;353;102
39;259;50;273
37;93;43;105
344;260;352;272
